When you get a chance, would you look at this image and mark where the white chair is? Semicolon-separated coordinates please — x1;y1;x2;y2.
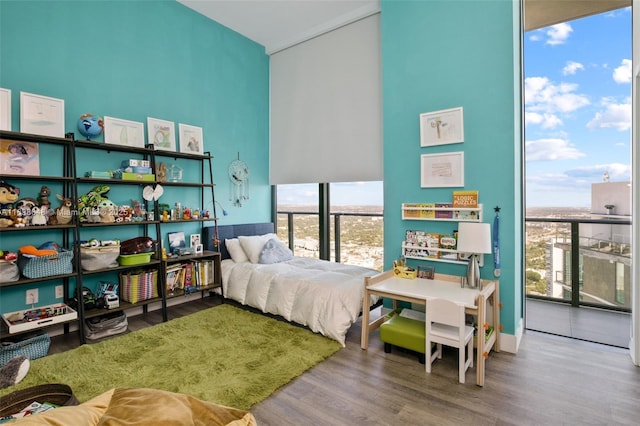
425;297;475;384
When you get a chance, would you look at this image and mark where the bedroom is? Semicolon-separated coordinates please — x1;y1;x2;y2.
0;0;638;423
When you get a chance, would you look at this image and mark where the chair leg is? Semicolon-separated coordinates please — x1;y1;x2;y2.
459;347;466;384
468;339;473;369
384;343;392;353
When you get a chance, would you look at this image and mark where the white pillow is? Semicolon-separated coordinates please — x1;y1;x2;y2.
225;238;249;263
238;233;277;264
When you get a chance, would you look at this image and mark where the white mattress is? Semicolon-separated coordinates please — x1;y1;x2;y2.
220;257;379;346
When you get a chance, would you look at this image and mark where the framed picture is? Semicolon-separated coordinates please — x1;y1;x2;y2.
168;231;186;251
418;265;435;280
190;234;201;248
0;139;40;175
104;116;145;148
178;123;203;155
0;88;10;131
147;117;175;151
20;91;65;137
195;244;203;254
420;107;464;147
421;151;464;188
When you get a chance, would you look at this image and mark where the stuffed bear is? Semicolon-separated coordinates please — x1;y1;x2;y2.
0;179;19;227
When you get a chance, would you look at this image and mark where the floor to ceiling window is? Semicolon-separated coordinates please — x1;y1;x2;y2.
523;4;632;346
276;181;383;270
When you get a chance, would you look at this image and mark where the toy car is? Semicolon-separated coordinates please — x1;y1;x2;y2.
103;293;119;309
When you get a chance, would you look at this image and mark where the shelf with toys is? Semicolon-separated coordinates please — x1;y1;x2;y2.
1;130;80;340
1;129;222;344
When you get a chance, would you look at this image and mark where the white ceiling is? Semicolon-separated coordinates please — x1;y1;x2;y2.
178;0;631;54
178;0;380;54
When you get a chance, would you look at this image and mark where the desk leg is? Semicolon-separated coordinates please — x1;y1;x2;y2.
361;288;371;350
476;293;486;387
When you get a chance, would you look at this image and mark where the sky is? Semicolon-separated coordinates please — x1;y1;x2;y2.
279;7;632;208
524;7;632;207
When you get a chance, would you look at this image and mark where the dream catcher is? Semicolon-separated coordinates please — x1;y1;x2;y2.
228;154;249;207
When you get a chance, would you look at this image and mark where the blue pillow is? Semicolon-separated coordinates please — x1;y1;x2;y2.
259;238;293;264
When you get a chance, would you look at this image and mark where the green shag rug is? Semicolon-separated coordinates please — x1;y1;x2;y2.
0;304;341;410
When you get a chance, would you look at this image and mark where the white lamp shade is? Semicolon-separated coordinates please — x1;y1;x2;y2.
457;222;492;254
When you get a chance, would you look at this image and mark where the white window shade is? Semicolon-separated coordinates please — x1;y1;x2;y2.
270;14;382;185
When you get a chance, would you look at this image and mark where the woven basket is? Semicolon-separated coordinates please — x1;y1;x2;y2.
18;250;73;279
0;383;79;417
80;245;120;271
120;269;159;303
0;333;51;365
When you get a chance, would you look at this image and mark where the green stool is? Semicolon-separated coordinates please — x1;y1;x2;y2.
379;312;426;364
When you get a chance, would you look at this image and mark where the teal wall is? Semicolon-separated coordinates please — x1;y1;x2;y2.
381;0;523;336
0;1;270;311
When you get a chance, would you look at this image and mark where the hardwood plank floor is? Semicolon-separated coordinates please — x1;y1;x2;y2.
47;298;640;425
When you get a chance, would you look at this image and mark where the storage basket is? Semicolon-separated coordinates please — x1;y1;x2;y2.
84;311;128;340
0;260;20;283
80;245;120;271
0;333;51;365
18;250;73;279
119;269;159;303
0;383;79;418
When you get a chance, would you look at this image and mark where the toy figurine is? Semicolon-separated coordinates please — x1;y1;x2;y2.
0;179;19;227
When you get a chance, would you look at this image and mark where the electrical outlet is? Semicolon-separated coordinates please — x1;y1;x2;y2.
26;288;39;304
55;285;64;299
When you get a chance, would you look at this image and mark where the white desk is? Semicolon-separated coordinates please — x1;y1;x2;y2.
361;270;500;386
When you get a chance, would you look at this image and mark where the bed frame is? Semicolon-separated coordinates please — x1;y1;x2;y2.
203;222;275;260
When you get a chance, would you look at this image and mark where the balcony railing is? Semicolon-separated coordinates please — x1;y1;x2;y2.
525;216;632;312
276;210;384;271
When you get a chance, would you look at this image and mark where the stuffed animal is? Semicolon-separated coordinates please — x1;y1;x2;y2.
97;199;117;223
49;194;73;225
0;179;19;227
31;206;48;226
0;356;30;390
14;197;37;226
37;185;51;209
77;185;110;222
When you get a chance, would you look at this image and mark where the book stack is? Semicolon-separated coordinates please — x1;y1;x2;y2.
165;259;216;295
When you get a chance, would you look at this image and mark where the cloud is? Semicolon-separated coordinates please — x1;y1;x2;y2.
613;59;631;84
562;61;584;75
586;98;631;131
546;23;572;45
564;163;631;181
525;111;563;129
525;76;590;115
525;138;586;161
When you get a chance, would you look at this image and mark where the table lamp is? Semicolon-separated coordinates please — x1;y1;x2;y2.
457;222;492;288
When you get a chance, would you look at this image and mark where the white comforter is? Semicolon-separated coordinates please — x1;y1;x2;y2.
220;257;379;346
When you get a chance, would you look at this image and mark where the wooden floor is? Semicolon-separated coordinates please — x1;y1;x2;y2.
48;297;640;426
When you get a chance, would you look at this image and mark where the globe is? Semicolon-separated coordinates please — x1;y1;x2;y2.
78;113;104;140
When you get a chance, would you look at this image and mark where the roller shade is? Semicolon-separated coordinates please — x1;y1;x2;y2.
270;13;382;185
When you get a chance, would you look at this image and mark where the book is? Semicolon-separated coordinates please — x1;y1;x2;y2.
435;203;453;219
452;190;479;208
419;203;436;218
438;233;458;260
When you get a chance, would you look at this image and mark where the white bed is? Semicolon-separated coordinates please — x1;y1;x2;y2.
205;223;379;346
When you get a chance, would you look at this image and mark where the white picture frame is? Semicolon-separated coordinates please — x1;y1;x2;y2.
104;116;145;148
420;106;464;147
195;244;203;254
20;91;65;137
147;117;176;151
190;234;201;248
0;88;11;131
420;151;464;188
178;123;203;155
